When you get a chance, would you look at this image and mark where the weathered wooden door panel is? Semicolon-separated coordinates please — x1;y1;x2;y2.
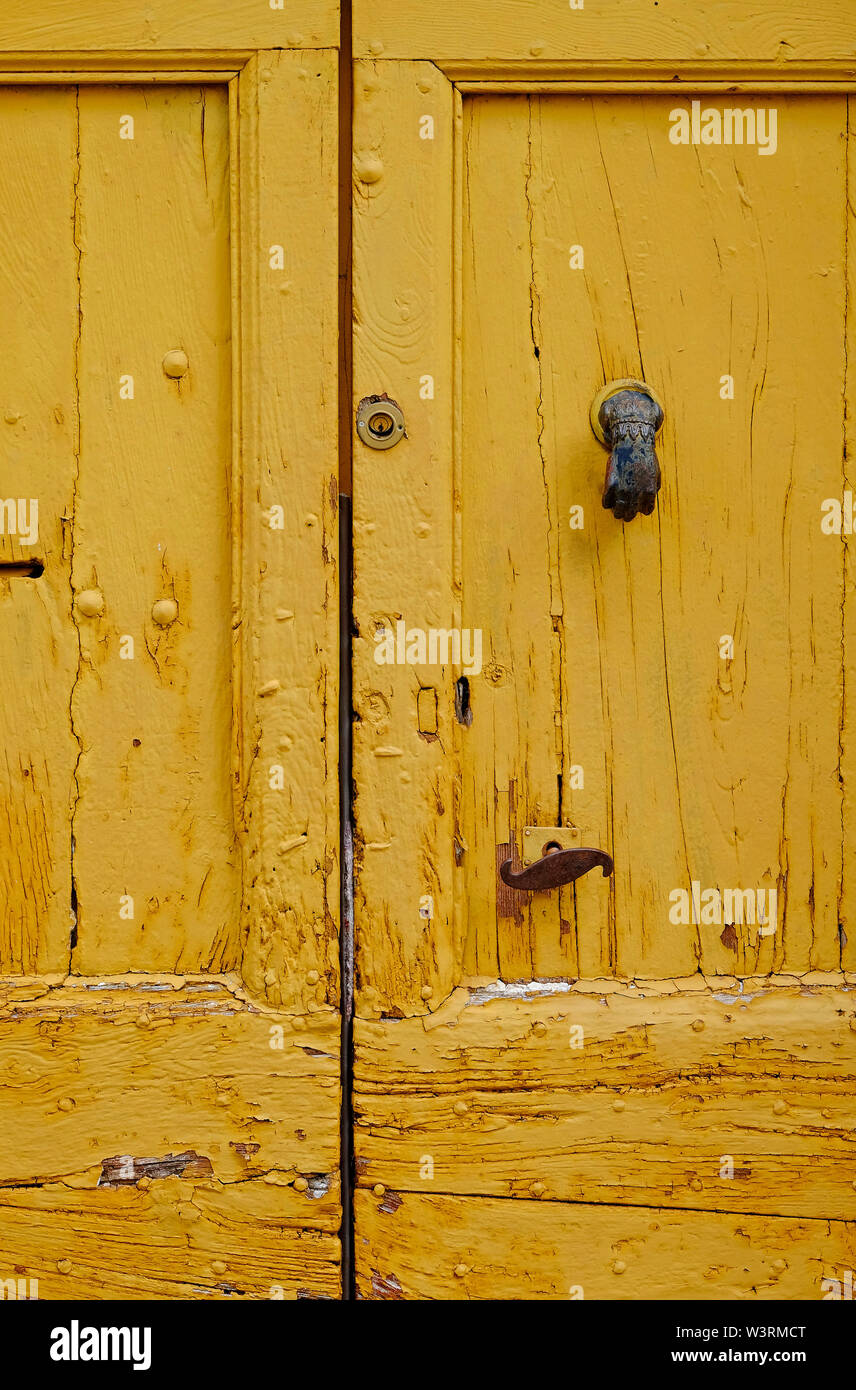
72;84;239;975
460;91;844;983
0;7;340;1301
1;980;340;1300
356;1190;856;1301
352;2;856;1300
355;989;856;1221
0;88;80;974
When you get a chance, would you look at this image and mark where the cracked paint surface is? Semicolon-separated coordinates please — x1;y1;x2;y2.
0;50;342;1301
351;66;856;1298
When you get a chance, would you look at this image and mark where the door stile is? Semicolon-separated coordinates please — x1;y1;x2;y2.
351;58;459;1017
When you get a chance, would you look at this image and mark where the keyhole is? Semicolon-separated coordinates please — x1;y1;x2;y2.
368;410;395;440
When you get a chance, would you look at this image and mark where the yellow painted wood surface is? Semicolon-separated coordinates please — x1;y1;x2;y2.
353;1;856;65
0;56;340;1297
354;88;849;1013
0;1;338;54
0;978;339;1182
352;60;458;1015
355;1190;856;1301
0;979;340;1298
355;984;856;1220
0;89;80;973
843;107;856;977
238;50;341;1011
0;66;340;992
72;85;238;974
352;47;855;1298
460;93;845;985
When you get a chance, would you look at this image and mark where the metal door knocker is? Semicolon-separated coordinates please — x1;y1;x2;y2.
590;378;665;522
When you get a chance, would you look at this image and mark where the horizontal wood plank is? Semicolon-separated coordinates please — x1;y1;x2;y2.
355;984;856;1219
0;1178;340;1299
0;977;340;1297
354;1;856;65
0;1;338;52
355;1189;856;1300
0;976;340;1184
0;977;340;1296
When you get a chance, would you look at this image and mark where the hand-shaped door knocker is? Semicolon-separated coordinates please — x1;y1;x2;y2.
590;378;665;522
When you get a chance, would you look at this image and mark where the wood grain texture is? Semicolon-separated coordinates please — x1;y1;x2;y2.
0;1179;340;1300
0;977;340;1298
0;68;341;996
0;89;79;973
354;85;850;1016
460;96;580;987
0;63;341;1297
237;51;340;1010
459;93;845;985
354;0;856;64
351;60;458;1015
71;85;238;975
843;98;856;975
355;983;856;1220
0;1;337;53
355;1189;856;1301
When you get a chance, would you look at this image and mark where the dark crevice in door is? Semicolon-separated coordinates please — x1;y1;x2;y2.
338;0;356;1303
338;495;355;1302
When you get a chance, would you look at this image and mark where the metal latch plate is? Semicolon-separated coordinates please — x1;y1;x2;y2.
522;826;582;866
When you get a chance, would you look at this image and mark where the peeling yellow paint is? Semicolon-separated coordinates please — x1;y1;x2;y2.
0;16;340;1302
351;12;856;1298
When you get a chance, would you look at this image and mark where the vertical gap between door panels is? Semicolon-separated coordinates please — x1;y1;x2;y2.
338;0;356;1302
338;496;355;1301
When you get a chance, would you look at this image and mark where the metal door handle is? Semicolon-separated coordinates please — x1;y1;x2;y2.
499;841;614;891
591;379;664;522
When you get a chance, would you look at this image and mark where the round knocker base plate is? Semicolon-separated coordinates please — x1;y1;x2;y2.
590;378;665;446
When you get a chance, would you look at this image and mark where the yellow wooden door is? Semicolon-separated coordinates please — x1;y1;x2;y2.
351;3;856;1298
0;3;340;1301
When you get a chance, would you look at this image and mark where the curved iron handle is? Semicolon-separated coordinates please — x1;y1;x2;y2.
499;844;614;892
595;385;664;522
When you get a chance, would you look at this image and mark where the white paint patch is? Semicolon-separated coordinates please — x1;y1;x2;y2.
466;979;574;1007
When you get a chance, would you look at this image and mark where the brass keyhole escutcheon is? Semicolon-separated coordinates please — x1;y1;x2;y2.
356;394;406;450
